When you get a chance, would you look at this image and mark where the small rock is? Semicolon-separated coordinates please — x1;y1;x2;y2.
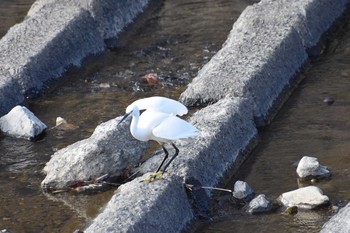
278;186;329;209
323;96;335;105
0;229;11;233
56;117;67;126
0;105;47;140
284;206;298;215
296;156;331;180
141;73;159;85
232;180;254;201
247;194;272;214
53;117;77;130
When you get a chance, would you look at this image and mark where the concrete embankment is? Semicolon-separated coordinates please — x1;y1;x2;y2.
0;0;149;116
1;0;349;232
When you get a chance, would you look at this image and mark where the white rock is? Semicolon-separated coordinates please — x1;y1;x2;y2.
0;105;47;140
232;180;254;201
248;194;272;214
278;186;329;209
55;117;67;126
296;156;330;180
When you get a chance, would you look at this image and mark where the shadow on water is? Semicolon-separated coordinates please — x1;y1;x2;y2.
195;12;350;233
0;0;252;232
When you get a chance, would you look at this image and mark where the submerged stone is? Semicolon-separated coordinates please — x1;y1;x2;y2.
278;186;329;209
0;105;47;140
296;156;331;180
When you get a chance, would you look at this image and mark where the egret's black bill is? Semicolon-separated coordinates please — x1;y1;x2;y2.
117;111;132;126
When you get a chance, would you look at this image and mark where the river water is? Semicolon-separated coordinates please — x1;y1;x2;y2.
0;0;252;232
0;1;349;233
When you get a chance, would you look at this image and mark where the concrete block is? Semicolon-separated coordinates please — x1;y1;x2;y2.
27;0;149;42
180;0;348;125
0;0;150;116
321;203;350;233
0;6;104;115
85;175;193;233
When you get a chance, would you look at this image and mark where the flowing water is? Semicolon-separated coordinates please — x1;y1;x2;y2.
0;0;252;232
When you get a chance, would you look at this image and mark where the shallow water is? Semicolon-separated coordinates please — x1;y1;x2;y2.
0;0;252;232
0;0;35;38
195;13;350;233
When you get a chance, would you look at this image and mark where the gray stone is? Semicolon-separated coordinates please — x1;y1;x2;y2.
320;203;350;233
179;0;348;126
278;186;329;209
41;116;149;191
232;180;255;201
247;194;272;214
0;105;47;140
85;174;193;233
296;156;331;180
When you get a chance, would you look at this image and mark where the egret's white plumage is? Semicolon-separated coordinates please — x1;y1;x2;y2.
126;96;188;116
129;105;198;143
118;96;199;180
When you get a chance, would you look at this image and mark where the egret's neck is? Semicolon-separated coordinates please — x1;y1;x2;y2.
130;109;147;141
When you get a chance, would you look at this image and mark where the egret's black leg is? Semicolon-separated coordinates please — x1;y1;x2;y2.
156;145;169;173
162;143;179;172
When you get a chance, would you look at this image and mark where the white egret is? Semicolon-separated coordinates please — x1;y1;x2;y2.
118;96;199;181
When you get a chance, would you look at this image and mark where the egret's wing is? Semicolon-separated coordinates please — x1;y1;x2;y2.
152;116;198;141
126;96;188;116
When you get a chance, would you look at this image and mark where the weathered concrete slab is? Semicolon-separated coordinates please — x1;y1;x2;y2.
0;6;104;116
85;175;193;233
320;203;350;233
0;0;149;116
179;0;348;126
27;0;149;43
41;116;149;191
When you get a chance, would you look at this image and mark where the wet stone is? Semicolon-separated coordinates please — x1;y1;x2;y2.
247;194;272;214
323;96;335;105
278;186;329;209
232;180;255;202
0;105;47;140
296;156;331;180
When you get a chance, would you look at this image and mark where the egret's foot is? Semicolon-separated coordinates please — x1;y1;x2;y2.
140;171;165;183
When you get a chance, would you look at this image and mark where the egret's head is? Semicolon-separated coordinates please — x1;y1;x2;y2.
118;105;139;126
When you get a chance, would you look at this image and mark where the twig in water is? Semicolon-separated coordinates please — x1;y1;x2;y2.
185;183;233;193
